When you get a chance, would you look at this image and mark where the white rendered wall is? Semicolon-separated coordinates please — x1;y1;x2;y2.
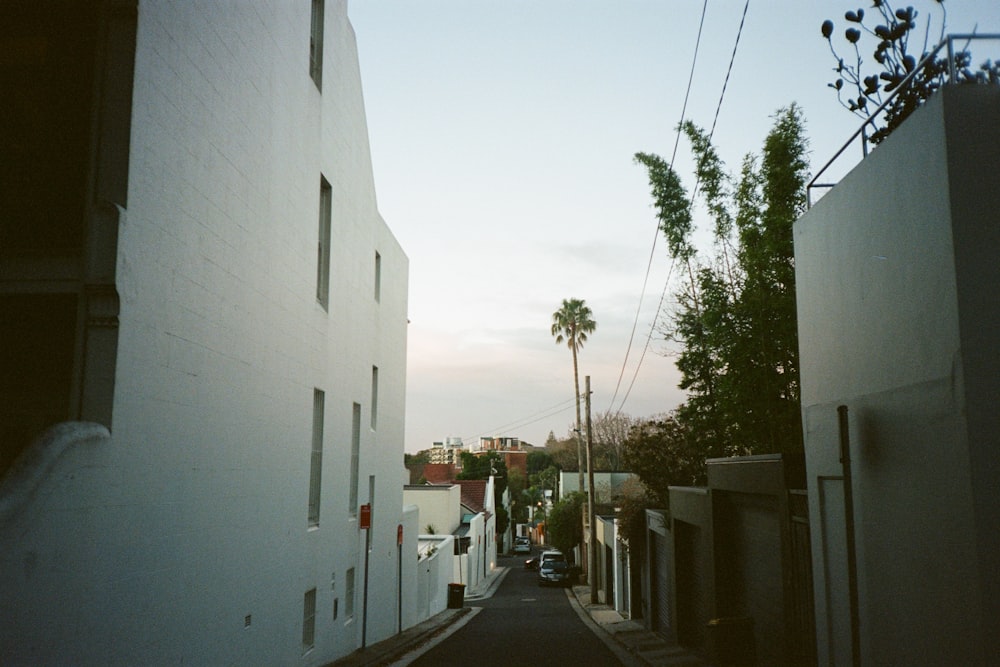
0;2;407;665
795;86;999;666
403;485;462;535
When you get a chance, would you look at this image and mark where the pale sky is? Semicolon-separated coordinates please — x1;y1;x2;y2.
348;1;999;453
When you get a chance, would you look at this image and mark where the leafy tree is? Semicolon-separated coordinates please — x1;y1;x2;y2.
526;450;554;476
404;450;430;466
614;477;656;560
821;0;1000;145
634;105;809;460
533;465;559;501
547;492;586;560
507;467;528;524
623;413;707;506
494;506;509;538
551;298;597;491
590;410;639;471
544;434;579;472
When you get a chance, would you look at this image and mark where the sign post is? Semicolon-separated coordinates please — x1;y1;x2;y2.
396;524;403;633
360;503;371;648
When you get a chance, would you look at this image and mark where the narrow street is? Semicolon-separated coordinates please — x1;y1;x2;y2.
402;553;630;667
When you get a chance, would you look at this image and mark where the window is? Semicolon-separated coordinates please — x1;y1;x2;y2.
302;588;317;653
345;568;356;619
308;389;324;527
370;366;379;430
317;176;332;309
349;402;360;515
374;251;381;302
309;0;324;90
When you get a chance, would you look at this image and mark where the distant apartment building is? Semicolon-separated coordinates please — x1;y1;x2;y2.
479;435;521;451
0;2;408;665
429;436;464;464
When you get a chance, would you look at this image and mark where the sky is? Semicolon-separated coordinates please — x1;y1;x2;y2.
347;1;999;453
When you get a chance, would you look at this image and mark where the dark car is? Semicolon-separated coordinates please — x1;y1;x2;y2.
537;559;571;587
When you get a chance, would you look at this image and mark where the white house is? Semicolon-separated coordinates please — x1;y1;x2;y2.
0;2;408;665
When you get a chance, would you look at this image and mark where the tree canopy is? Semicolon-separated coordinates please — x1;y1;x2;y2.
551;298;597;491
632;105;809;478
546;492;586;560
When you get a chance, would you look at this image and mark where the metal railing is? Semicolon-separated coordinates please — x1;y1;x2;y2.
807;33;1000;207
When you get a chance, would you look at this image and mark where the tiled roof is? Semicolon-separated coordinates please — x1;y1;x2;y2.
422;463;456;484
455;479;487;513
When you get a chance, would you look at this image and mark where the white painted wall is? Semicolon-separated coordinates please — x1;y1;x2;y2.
403;484;462;535
795;85;1000;666
0;2;408;665
414;535;453;623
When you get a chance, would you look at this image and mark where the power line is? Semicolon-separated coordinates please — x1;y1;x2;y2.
460;397;577;444
610;0;751;416
607;0;710;413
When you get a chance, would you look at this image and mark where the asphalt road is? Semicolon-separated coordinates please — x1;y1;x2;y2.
406;552;628;666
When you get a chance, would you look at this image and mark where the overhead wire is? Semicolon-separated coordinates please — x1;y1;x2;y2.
461;397;577;444
606;0;710;413
450;0;752;444
609;0;751;415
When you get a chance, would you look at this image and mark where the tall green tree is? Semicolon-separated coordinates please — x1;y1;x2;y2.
547;492;586;560
623;413;706;506
550;298;597;491
635;105;809;460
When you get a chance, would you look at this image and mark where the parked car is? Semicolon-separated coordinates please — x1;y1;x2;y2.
537;559;571;587
513;537;531;554
526;549;564;570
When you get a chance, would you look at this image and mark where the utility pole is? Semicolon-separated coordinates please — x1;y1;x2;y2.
585;376;598;603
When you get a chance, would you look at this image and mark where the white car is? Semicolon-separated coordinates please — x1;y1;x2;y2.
513;537;531;554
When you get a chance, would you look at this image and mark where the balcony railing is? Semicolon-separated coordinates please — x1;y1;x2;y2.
808;33;1000;207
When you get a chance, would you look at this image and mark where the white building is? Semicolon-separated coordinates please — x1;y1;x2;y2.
0;2;408;665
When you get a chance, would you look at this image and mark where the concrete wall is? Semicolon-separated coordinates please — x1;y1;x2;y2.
400;505;421;631
404;485;462;535
0;2;409;665
795;85;1000;666
413;535;453;626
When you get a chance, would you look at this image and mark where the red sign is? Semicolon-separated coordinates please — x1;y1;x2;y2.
359;503;371;529
397;524;404;545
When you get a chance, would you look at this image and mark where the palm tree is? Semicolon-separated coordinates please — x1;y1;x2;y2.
551;298;596;493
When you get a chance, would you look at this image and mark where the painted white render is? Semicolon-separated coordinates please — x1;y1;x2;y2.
795;85;1000;666
0;2;408;665
404;484;462;535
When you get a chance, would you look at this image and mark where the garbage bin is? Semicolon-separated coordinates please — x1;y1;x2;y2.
706;616;755;667
447;583;466;609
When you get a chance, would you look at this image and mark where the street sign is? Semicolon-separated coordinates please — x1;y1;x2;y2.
359;503;371;529
397;524;403;545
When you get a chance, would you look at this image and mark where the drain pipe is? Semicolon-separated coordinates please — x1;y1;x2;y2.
838;405;861;666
